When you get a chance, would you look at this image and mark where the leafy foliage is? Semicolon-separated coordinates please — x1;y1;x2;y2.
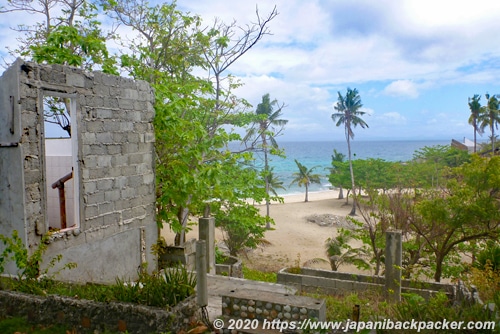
0;231;77;294
113;266;196;307
215;203;268;256
325;228;369;271
104;0;279;245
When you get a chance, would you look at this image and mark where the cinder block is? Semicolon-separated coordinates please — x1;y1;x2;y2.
103;212;121;225
85;192;105;205
104;189;121;202
97;156;112;168
96;132;113;144
96;178;113;191
84;205;98;218
106;144;122;155
118;98;134;110
96;108;114;119
66;73;85;87
123;89;139;100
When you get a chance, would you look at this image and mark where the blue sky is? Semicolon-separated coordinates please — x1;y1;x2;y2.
2;0;500;142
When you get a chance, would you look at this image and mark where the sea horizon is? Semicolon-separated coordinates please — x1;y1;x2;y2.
247;139;453;196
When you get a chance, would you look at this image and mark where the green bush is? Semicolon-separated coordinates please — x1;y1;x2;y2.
113;266;196;307
0;230;76;294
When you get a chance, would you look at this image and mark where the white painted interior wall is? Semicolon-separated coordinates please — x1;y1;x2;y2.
45;138;74;229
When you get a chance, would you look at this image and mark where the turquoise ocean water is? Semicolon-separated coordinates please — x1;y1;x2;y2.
242;140;451;195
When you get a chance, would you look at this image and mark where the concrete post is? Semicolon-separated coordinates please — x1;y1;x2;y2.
199;216;215;274
385;230;402;302
196;240;208;307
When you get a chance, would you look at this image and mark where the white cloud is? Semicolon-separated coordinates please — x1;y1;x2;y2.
3;0;500;140
383;80;419;98
378;112;407;125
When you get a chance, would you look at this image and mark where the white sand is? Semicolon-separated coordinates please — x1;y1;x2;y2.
161;190;368;274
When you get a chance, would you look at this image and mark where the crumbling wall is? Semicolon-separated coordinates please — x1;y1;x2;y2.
0;59;158;282
0;290;198;333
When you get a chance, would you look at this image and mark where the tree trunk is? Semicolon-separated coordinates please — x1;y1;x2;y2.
492;125;496;155
329;257;338;271
347;135;357;216
305;183;309;202
473;119;477;153
263;136;272;229
434;254;443;282
338;186;344;199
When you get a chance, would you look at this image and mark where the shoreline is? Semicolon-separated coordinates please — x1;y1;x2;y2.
263;189;341;205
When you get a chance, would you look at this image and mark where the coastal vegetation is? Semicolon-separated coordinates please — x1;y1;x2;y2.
328;147;500;287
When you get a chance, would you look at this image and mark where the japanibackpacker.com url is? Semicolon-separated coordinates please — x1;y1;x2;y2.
262;318;497;332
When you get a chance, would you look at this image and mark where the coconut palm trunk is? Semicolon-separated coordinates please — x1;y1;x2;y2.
346;125;357;215
468;95;482;153
262;134;271;228
244;93;288;229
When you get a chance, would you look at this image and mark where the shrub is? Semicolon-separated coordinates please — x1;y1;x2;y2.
113;265;196;307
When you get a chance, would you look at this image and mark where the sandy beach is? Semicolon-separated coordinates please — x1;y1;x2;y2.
161;190;368;274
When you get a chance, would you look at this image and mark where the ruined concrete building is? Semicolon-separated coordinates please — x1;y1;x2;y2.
0;59;158;282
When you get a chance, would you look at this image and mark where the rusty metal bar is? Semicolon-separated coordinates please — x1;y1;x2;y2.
51;171;73;229
0;142;19;147
10;95;15;134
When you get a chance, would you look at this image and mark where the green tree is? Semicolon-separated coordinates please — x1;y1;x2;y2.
330;149;346;199
468;94;483;153
290;159;321;202
244;93;287;228
354;158;397;194
104;0;279;245
328;160;353;204
2;0;116;134
412;145;470;188
479;93;500;154
414;155;500;282
331;88;369;215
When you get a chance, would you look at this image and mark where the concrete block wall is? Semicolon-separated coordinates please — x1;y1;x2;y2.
0;59;158;283
277;267;457;301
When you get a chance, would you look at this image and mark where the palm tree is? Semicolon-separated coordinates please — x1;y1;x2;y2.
330;149;346;199
325;231;369;271
266;167;286;197
479;93;500;154
244;93;287;228
331;88;369;215
290;159;321;202
468;94;482;153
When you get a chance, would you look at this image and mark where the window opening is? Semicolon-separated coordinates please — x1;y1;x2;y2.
43;94;80;232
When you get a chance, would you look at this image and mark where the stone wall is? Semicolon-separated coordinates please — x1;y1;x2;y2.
0;290;198;333
0;59;158;283
221;289;325;326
